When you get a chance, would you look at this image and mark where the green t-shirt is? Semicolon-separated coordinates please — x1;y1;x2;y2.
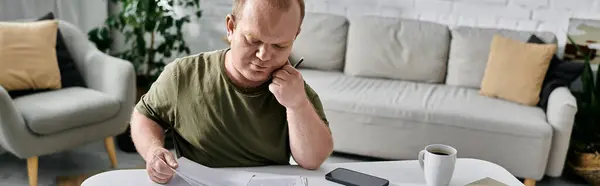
135;48;329;167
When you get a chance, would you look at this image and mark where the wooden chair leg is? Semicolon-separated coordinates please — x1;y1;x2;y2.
524;178;536;186
104;137;118;168
27;156;38;186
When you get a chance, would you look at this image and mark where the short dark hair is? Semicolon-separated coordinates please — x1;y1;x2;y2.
232;0;305;24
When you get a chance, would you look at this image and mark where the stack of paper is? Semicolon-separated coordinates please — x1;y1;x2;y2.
171;157;307;186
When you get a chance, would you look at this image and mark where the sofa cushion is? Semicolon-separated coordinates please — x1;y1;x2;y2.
290;12;348;71
344;16;450;83
480;35;556;106
13;87;120;135
301;69;552;138
446;26;557;88
0;20;62;91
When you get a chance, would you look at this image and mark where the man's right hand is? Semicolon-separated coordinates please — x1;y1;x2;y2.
145;147;179;184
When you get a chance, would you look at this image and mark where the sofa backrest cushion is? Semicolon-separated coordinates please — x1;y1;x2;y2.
290;12;348;71
344;15;450;83
446;26;557;89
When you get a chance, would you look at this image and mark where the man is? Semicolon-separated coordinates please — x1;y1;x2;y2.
129;0;333;184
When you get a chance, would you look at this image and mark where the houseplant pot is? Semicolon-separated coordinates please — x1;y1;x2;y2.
568;110;600;185
568;147;600;185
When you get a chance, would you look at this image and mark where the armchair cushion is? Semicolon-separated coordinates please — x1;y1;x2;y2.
0;20;62;91
8;12;87;99
13;87;120;135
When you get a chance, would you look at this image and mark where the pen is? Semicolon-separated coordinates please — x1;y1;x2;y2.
293;57;304;68
268;58;304;82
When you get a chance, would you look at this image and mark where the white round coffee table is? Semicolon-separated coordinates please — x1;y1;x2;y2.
82;158;523;186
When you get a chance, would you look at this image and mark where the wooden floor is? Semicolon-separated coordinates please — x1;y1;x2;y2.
56;173;97;186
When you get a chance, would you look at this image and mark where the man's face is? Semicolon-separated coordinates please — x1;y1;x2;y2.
226;1;301;82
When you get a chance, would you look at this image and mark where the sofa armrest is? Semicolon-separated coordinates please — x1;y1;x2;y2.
544;86;578;177
74;50;136;135
82;51;136;104
81;51;136;132
0;85;28;155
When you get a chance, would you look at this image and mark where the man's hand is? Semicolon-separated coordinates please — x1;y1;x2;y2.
145;147;179;184
269;64;309;109
274;63;334;170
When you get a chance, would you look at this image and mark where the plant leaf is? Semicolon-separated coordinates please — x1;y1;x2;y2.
196;10;202;18
595;54;600;109
87;0;198;77
568;36;595;105
569;35;600;149
193;0;200;8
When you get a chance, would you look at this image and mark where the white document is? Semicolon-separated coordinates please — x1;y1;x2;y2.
172;157;255;186
168;157;308;186
172;168;213;186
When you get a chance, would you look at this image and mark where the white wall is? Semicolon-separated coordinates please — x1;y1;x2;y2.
182;0;233;54
191;0;600;92
0;0;108;33
193;0;600;56
3;0;597;65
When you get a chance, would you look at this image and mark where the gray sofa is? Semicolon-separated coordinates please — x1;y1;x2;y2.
291;12;577;182
0;19;135;186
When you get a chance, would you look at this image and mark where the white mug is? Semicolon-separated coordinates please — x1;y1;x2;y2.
418;144;457;186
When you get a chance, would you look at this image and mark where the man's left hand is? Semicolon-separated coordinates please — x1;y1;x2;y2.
269;64;309;109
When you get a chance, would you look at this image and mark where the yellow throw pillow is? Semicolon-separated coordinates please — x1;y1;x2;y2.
0;20;61;91
480;35;556;106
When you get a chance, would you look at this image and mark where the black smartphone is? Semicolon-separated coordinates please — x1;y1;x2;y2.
325;168;390;186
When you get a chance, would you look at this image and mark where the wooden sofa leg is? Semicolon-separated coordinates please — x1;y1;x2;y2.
27;156;38;186
524;178;536;186
104;137;118;168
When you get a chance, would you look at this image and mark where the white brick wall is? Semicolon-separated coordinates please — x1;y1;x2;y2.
532;9;573;22
415;0;453;15
195;0;600;55
551;0;595;11
455;0;508;5
453;2;531;20
378;0;414;9
510;0;549;9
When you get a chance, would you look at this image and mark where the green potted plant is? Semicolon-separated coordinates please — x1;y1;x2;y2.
88;0;201;91
87;0;202;152
567;35;600;185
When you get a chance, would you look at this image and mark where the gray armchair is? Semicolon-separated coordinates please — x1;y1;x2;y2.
0;20;135;186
